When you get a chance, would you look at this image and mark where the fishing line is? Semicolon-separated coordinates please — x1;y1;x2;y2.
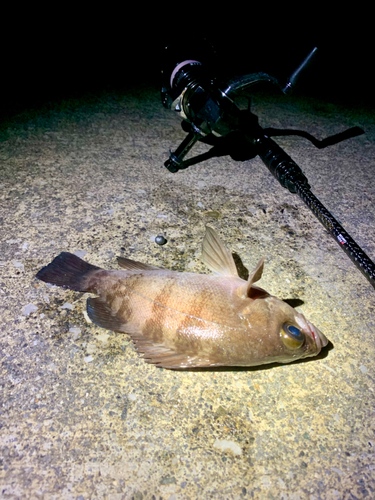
160;40;375;289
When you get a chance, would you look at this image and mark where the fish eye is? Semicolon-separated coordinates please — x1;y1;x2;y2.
281;323;305;350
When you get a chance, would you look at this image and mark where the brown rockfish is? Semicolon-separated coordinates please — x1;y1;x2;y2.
36;227;328;369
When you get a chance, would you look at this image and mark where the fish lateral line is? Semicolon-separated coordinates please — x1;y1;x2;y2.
98;277;247;331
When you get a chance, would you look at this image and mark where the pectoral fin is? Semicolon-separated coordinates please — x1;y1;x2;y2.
201;226;239;277
86;294;223;369
87;297;128;332
237;257;268;299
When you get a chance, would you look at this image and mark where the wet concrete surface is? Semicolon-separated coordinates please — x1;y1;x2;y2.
1;84;375;499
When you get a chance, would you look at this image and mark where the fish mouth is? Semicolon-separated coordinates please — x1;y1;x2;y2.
306;319;329;351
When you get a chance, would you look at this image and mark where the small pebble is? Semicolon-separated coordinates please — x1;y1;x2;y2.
155;235;167;246
84;355;94;363
69;327;81;340
69;327;81;335
86;343;97;354
213;439;242;456
96;333;110;344
13;261;24;271
61;302;73;310
74;250;87;259
22;303;38;316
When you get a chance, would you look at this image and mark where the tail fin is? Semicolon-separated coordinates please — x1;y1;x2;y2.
36;252;100;292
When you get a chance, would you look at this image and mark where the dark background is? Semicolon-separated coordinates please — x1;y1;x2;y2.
1;10;372;122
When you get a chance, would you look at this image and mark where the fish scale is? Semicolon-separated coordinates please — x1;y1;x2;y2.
36;227;328;369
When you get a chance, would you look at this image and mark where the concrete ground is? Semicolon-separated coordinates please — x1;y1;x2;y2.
1;83;374;499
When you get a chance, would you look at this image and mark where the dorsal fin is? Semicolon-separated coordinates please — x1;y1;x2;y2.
201;227;238;277
117;257;163;271
237;257;267;299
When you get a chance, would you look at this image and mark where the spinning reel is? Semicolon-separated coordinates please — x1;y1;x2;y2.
161;40;375;289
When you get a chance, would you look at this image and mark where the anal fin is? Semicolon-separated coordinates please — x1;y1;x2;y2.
133;335;222;369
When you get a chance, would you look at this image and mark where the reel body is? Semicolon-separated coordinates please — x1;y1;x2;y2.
160;41;375;289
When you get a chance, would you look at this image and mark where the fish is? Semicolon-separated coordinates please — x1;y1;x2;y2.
36;227;328;369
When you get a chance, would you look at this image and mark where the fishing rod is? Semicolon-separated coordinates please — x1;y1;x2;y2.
160;40;375;289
